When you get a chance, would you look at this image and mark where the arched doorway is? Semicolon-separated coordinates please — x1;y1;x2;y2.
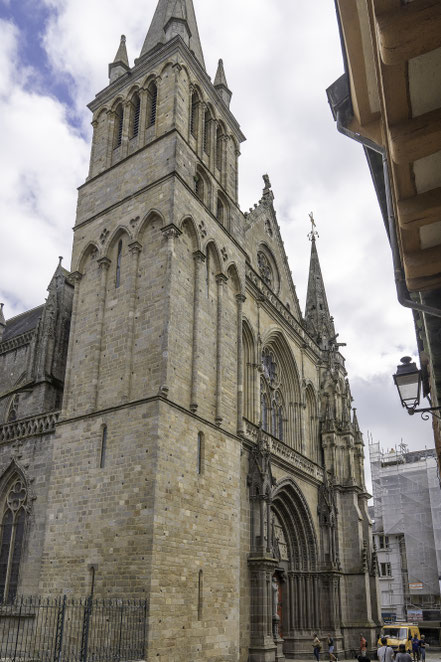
271;479;320;658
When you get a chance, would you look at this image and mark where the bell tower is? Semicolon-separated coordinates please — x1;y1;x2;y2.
39;1;248;660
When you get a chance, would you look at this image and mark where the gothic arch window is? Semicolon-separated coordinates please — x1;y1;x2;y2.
147;82;158;128
0;477;29;602
242;321;255;422
216;125;223;172
113;103;124;149
260;335;300;446
130;93;141;139
190;90;200;138
115;239;123;288
305;386;319;463
203;109;211;155
195;167;210;207
6;395;19;423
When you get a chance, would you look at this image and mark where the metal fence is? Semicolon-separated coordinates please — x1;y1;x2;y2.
0;596;147;662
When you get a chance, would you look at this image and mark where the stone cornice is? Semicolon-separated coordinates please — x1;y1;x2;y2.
0;330;35;356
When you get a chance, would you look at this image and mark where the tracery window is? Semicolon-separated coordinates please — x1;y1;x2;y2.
0;478;28;603
260;350;285;441
257;251;273;288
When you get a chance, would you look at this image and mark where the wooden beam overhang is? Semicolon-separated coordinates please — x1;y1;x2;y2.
376;0;441;66
389;109;441;164
398;187;441;229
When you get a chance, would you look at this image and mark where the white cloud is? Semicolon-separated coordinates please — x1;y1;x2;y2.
0;19;89;316
1;1;433;454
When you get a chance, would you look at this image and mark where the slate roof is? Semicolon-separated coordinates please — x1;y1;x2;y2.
2;305;44;342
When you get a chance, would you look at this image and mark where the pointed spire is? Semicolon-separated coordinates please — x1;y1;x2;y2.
109;35;130;83
305;218;336;348
214;59;232;107
0;303;6;342
140;0;206;69
48;257;67;293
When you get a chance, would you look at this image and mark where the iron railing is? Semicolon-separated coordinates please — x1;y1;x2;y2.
0;596;147;662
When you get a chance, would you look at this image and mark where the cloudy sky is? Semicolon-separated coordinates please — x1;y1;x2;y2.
0;0;435;476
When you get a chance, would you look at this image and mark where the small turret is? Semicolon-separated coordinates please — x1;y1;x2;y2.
214;59;232;107
109;35;130;84
0;303;6;341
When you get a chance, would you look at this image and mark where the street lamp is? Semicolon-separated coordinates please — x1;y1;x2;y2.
393;357;441;418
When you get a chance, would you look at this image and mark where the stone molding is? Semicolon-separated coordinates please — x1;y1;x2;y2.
0;331;35;356
0;411;60;443
244;421;324;482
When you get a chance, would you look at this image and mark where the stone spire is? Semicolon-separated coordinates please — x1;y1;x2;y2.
109;35;130;83
140;0;206;69
0;303;6;342
214;59;232;107
305;219;336;348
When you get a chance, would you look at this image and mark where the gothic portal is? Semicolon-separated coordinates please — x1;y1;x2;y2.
0;1;380;660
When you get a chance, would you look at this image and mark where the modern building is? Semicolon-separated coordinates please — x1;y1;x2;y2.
0;1;381;660
327;0;441;474
369;442;441;642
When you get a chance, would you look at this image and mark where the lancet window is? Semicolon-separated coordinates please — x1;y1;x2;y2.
190;91;199;138
147;82;158;127
114;104;124;149
0;477;29;603
260;349;285;441
131;93;141;138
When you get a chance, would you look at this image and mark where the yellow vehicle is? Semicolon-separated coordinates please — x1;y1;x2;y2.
378;624;421;653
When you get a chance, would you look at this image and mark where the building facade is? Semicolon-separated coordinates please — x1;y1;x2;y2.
0;1;381;660
328;0;441;473
370;442;441;643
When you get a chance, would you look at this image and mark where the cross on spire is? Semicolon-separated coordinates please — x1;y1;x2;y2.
308;211;319;242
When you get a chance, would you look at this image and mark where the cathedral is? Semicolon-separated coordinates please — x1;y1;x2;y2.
0;1;380;660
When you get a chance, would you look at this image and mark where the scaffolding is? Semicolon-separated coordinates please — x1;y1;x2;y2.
369;438;441;630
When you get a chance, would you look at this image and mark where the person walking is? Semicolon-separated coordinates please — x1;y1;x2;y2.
327;634;337;662
395;643;412;662
419;635;427;662
411;634;420;662
360;634;368;657
377;637;394;662
313;634;322;662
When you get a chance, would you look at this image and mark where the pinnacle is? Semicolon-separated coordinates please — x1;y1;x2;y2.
140;0;206;69
113;35;129;67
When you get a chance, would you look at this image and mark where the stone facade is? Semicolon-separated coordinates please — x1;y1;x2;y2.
0;1;381;659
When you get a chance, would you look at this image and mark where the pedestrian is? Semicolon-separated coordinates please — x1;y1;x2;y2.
360;634;367;657
419;635;427;662
411;635;420;662
378;637;394;662
313;634;322;662
395;643;412;662
327;634;337;662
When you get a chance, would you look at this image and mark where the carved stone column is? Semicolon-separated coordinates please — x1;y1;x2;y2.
121;100;131;158
105;111;115;169
125;241;142;401
87;119;98;179
236;293;246;433
190;250;205;413
93;257;111;410
160;224;182;398
215;273;227;425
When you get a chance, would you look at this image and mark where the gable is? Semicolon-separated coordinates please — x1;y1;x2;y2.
244;182;302;321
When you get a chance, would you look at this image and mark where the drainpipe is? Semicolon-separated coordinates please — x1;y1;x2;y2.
335;112;441;320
